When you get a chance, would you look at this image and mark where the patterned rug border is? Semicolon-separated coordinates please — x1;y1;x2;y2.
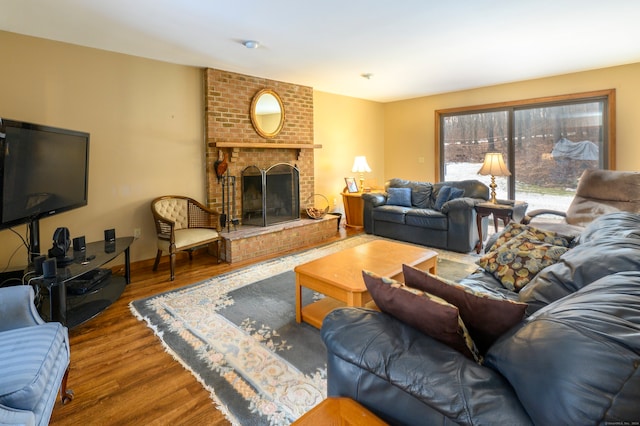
129;235;479;425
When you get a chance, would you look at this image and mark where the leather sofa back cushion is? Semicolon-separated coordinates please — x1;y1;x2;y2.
402;264;527;354
386;178;432;209
485;271;640;425
518;235;640;315
362;270;481;362
578;211;640;242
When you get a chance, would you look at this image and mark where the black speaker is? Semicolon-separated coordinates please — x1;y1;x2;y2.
104;228;116;242
33;255;46;276
42;258;57;278
73;236;86;251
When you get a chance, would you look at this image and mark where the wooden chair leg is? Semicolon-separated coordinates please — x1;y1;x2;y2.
59;366;74;404
169;252;176;281
217;239;222;264
152;249;162;271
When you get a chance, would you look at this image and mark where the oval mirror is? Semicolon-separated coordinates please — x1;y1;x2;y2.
250;88;285;138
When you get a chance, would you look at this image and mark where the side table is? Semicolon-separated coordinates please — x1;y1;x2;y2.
475;200;528;253
293;397;387;425
341;191;364;229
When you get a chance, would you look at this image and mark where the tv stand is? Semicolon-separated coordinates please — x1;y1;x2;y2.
36;236;133;329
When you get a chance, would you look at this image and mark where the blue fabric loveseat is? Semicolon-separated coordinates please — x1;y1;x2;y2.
0;285;73;426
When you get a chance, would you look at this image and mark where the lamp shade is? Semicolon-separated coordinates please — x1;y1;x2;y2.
478;152;511;177
351;156;372;173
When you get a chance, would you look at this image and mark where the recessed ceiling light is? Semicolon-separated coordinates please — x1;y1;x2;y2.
243;40;260;49
361;73;374;80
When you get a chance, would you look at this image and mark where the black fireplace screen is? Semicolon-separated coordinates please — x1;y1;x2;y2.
241;163;300;226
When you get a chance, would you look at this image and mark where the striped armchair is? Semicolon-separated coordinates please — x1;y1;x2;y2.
0;285;73;426
151;195;223;281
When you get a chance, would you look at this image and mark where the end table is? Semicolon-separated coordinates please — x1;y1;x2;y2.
341;191;364;229
475;200;528;253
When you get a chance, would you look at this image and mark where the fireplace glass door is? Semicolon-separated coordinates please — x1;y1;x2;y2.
241;163;300;226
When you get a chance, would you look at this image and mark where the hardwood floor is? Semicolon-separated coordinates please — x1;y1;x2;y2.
49;227;358;425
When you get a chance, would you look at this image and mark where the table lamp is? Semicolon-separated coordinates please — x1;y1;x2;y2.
351;156;371;192
478;152;511;204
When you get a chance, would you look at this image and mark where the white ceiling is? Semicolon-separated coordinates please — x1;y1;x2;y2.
2;0;640;102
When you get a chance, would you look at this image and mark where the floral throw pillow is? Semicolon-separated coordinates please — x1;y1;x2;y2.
491;222;574;251
362;270;482;363
477;230;569;292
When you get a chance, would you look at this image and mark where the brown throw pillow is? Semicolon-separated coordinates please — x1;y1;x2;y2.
362;270;482;363
402;264;527;353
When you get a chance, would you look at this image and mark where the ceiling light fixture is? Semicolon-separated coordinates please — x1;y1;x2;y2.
361;73;374;80
242;40;260;49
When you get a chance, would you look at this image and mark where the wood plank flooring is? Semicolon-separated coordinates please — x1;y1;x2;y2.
50;227;358;425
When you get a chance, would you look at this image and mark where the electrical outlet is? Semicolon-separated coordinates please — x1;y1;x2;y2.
134;228;141;239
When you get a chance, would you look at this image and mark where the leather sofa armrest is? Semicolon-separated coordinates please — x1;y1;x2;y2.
440;197;477;214
0;286;45;332
442;198;484;252
362;193;387;234
361;192;386;207
321;308;532;426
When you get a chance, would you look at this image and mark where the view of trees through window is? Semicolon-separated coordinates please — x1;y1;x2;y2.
438;92;613;216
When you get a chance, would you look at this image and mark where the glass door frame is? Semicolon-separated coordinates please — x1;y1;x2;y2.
435;89;616;201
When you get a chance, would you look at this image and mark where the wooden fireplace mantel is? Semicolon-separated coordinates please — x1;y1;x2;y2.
211;142;322;149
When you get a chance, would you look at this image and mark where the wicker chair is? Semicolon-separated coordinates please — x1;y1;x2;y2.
151;195;223;281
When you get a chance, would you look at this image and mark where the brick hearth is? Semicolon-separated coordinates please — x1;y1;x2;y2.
219;215;340;263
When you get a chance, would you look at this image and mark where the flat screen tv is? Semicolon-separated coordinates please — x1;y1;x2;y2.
0;118;90;259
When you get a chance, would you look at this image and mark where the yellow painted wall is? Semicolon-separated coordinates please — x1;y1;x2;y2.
0;31;204;269
384;62;640;182
313;91;385;214
1;30;639;272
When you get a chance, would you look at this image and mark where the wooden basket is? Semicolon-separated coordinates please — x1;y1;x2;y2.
306;194;329;219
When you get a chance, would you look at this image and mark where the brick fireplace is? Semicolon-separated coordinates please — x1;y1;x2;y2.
204;68;337;262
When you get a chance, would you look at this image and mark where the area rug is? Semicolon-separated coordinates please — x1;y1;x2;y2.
130;235;479;425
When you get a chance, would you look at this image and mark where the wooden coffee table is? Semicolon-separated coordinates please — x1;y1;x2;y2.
294;239;438;328
293;397;387;425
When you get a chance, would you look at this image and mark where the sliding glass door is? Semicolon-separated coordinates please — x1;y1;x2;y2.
438;91;613;213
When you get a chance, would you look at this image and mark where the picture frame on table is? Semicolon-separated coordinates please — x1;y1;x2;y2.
345;177;359;193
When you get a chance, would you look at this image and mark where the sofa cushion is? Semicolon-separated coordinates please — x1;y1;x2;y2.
485;271;640;425
362;270;481;362
410;183;432;209
321;308;534;426
478;230;569;292
0;323;68;413
434;186;464;211
386;187;412;207
371;205;409;224
402;264;527;354
386;178;434;209
578;211;640;243
404;208;448;230
518;235;640;314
